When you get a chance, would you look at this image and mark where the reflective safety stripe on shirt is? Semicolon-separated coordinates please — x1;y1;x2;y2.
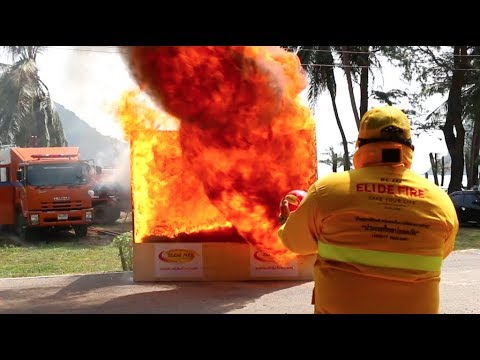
318;242;442;272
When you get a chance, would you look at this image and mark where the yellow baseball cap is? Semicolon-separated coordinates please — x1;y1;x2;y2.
357;105;412;147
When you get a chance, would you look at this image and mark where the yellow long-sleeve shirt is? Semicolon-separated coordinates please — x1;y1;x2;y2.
279;143;459;314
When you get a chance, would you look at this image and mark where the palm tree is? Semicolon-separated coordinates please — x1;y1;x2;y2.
319;146;341;173
357;46;371;119
337;46;360;128
319;143;354;172
0;46;67;147
285;46;351;170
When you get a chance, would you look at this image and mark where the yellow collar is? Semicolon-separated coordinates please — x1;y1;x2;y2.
352;142;413;169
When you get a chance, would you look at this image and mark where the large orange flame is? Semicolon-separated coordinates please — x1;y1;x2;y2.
117;90;233;241
121;46;317;258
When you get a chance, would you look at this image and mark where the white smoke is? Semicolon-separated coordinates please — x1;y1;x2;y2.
96;143;131;194
36;46;137;140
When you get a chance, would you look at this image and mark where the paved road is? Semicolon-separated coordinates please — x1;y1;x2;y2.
0;249;478;314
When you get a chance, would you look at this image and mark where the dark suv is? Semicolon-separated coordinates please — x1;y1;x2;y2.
449;190;480;224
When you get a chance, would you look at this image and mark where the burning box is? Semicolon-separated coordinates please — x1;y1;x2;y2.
133;226;316;281
119;46;318;281
134;242;316;282
128;128;317;281
125;124;317;281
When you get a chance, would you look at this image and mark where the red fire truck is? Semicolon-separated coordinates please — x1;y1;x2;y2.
0;146;94;241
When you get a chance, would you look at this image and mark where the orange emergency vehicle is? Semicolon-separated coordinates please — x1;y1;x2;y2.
0;146;94;240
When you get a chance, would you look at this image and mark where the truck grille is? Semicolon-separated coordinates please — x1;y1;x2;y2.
40;200;83;210
44;216;83;223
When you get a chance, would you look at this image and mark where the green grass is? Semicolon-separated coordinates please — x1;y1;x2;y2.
0;222;478;278
0;241;122;278
454;226;480;250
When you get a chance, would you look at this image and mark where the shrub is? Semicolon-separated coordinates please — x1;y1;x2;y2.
112;231;133;271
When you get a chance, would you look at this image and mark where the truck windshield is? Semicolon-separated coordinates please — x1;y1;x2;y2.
26;163;89;186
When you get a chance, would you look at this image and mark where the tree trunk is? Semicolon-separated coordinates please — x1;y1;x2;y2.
332;153;338;173
465;154;471;188
441;156;445;187
329;93;350;170
429;153;439;185
443;46;467;194
325;67;350;171
467;112;480;188
341;46;360;129
359;46;370;118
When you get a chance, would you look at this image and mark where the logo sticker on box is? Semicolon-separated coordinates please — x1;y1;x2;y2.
154;243;203;278
250;248;299;277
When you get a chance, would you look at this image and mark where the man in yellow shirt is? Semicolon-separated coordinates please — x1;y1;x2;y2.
278;105;459;314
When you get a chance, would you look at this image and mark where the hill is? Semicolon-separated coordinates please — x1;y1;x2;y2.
54;102;129;168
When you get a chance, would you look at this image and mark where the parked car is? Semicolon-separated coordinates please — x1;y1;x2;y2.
449;190;480;224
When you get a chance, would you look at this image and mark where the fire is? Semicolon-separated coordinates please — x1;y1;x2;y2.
117;90;232;241
120;46;317;259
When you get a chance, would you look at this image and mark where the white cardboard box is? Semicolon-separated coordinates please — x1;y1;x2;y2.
133;241;316;282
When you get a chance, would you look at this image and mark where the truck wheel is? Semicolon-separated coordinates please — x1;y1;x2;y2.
94;205;120;224
15;212;37;242
93;205;109;225
107;207;121;224
73;225;88;238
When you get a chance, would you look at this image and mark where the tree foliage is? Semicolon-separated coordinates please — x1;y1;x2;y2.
0;46;66;147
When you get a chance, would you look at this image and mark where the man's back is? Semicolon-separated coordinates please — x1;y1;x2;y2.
278;105;459;313
312;166;456;313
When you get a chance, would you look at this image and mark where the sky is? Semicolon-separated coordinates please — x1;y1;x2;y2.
0;46;450;179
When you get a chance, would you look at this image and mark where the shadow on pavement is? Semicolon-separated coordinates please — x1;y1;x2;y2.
98;280;308;314
0;272;309;314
